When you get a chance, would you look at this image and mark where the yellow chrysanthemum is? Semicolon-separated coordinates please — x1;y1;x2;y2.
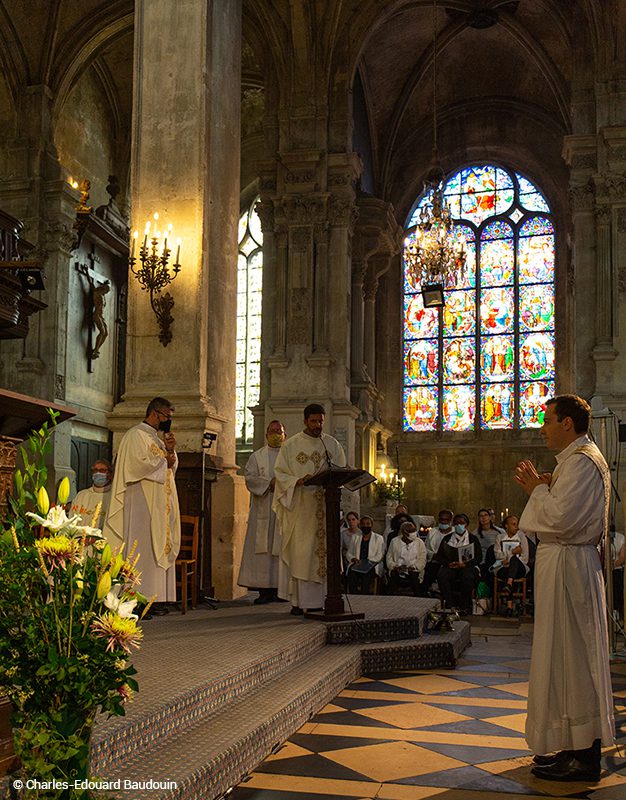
91;612;143;653
35;535;80;569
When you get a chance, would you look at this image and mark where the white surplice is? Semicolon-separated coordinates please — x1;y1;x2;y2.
103;422;181;602
519;434;614;754
237;445;281;589
70;485;112;530
273;431;346;608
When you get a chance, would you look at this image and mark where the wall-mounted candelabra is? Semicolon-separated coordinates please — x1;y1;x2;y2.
129;213;181;346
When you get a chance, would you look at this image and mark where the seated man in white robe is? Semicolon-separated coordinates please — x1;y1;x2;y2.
238;420;286;604
70;458;113;530
273;403;346;615
103;396;181;616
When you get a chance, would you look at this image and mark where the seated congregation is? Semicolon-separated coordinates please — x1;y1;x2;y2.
341;503;538;617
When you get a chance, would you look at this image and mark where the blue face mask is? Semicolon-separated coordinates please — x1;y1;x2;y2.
454;524;466;535
92;472;109;488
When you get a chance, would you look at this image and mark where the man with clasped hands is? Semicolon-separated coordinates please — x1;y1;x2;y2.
514;394;614;782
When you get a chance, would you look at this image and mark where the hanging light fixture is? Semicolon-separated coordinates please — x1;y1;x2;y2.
404;0;467;308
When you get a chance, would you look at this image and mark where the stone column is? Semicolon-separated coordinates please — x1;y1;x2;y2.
108;0;247;599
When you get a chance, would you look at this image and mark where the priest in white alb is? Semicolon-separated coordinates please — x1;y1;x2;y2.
238;419;286;604
514;394;614;783
103;397;181;615
273;403;346;614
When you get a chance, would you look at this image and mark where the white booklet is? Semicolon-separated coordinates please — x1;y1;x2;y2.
457;542;474;563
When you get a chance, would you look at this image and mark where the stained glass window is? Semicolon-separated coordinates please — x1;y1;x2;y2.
236;197;263;443
403;165;555;432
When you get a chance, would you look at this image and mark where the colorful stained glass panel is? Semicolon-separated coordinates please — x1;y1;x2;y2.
481;335;514;382
443;386;475;431
520;284;555;331
480;238;514;287
404;294;439;339
481;382;514;429
445;226;476;290
404;340;438;385
519;234;554;284
520;332;555;381
404;386;438;431
443;290;475;336
480;287;514;334
443;338;475;383
520;381;554;427
517;174;550;212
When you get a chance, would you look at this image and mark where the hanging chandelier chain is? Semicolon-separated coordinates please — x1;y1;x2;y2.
403;0;467;299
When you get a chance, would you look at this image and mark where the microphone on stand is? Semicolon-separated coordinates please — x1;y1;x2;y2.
321;435;333;470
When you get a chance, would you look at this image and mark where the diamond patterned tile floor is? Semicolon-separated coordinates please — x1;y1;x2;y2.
230;621;626;800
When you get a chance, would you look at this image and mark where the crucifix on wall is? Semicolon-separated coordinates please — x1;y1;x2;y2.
75;249;111;372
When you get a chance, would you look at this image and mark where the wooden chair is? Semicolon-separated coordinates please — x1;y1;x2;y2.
176;514;199;614
493;574;527;615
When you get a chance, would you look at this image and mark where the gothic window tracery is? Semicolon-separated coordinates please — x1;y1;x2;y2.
403;165;555;432
236;197;263;443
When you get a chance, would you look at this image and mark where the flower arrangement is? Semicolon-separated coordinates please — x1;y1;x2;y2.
0;412;148;798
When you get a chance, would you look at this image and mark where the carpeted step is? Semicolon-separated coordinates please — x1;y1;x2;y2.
359;620;471;672
91;612;327;774
96;644;362;800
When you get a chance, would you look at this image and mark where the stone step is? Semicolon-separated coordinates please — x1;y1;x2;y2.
97;643;363;800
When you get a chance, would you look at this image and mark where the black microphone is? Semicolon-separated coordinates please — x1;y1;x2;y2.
321;435;333;470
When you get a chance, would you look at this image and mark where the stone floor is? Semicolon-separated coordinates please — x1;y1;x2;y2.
230;621;626;800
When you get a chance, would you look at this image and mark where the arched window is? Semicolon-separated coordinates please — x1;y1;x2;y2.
236;197;263;443
403;165;555;432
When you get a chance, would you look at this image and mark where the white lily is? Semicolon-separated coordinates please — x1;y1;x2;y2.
103;585;138;619
26;506;82;534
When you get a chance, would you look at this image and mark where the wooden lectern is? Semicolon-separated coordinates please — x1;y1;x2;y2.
303;466;374;621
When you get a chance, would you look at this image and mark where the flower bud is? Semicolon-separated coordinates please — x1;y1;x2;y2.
75;569;84;598
97;571;112;601
57;477;70;505
110;554;124;580
101;544;112;569
37;487;50;516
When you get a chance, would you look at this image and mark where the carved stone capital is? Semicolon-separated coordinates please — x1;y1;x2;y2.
328;195;358;226
606;174;626;200
254;199;275;233
569;181;595;212
595;203;612;225
280;194;327;225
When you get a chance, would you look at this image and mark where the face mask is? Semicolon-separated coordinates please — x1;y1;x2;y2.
361;527;372;535
158;418;172;433
405;531;417;541
267;434;284;448
439;522;451;531
454;524;466;535
92;472;109;487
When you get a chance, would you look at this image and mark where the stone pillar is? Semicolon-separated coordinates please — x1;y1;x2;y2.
108;0;247;599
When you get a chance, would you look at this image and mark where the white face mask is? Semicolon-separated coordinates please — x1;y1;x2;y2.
405;530;417;541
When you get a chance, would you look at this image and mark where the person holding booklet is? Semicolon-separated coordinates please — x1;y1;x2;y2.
493;514;529;616
435;512;482;615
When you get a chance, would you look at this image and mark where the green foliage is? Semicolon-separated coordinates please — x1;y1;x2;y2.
0;413;144;798
374;480;406;505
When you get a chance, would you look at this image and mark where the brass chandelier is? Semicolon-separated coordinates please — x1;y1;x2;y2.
404;0;467;307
